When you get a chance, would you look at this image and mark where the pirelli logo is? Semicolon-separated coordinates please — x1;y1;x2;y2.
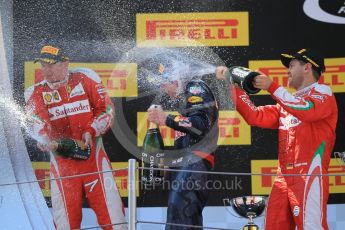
251;159;345;195
136;12;249;47
249;57;345;94
137;110;251;147
32;162;139;197
218;111;251;145
24;62;138;97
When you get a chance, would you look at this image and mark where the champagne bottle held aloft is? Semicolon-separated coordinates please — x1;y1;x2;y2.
226;66;261;94
141;121;165;186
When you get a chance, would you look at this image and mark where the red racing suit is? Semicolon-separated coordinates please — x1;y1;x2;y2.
235;81;337;230
25;68;127;230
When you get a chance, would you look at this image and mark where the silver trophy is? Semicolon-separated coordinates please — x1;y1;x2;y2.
334;151;345;165
223;196;267;230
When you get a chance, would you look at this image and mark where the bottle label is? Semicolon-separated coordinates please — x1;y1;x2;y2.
141;152;164;158
231;67;250;78
141;152;164;185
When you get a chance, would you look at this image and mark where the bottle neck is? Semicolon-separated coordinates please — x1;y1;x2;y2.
148;122;158;129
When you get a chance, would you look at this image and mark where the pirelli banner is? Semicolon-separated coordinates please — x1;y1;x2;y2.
136;12;249;47
251;159;345;195
24;62;138;97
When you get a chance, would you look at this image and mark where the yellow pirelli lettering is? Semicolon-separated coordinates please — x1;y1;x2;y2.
218;111;251;145
136;12;249;47
251;159;345;195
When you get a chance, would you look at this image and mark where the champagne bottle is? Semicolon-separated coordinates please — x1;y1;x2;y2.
226;66;261;94
141;121;165;186
50;138;91;160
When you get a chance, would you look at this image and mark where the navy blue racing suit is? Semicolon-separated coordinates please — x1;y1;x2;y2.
163;79;219;230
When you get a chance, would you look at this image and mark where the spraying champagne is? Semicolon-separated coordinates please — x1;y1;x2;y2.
49;138;91;160
225;66;261;94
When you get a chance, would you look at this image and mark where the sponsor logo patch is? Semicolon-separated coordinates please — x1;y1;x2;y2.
96;83;106;95
42;90;62;104
179;120;192;128
311;94;325;102
174;116;192;127
52;91;60;101
239;95;256;111
175;131;186;140
66;85;72;94
188;96;203;103
172;157;183;164
44;93;52;103
41;46;59;55
48;99;91;121
293;205;300;217
279;114;301;130
69;83;85;98
189;86;203;94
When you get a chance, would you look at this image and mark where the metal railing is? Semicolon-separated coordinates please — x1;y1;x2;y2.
0;159;344;230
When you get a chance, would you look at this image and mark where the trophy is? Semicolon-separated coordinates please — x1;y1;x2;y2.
223;196;267;230
334;151;345;165
225;66;261;94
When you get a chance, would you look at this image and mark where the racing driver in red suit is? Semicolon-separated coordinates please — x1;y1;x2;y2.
215;49;337;230
25;45;127;230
